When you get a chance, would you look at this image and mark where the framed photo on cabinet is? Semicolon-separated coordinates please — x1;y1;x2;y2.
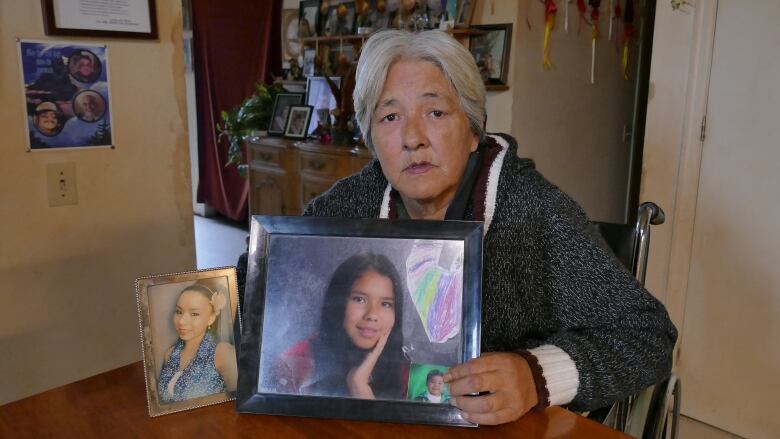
283;105;313;139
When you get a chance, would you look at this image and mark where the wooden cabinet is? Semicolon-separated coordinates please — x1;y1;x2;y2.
247;137;374;217
247;137;298;216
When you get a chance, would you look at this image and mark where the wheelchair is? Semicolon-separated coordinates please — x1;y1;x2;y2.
589;202;682;439
235;203;681;437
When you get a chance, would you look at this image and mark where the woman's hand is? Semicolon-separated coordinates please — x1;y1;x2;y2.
346;332;390;399
444;352;538;425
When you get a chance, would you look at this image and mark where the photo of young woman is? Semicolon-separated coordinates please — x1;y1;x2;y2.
156;282;237;404
137;269;240;416
267;252;409;400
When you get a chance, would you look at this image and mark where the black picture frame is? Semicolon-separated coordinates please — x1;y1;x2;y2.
469;23;513;86
237;216;483;427
41;0;158;40
284;105;313;138
299;0;321;37
268;93;304;136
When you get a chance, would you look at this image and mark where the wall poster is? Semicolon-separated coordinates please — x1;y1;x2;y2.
18;39;113;150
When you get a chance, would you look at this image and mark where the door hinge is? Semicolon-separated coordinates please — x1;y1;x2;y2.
700;114;707;141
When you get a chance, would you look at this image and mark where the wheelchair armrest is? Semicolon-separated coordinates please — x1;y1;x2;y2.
640;202;666;225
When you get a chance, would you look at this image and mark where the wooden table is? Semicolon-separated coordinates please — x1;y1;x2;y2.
0;362;629;438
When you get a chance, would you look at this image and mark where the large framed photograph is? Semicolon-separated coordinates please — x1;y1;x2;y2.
284;105;313;139
136;267;241;417
41;0;158;39
469;23;513;86
268;93;304;135
236;216;483;426
305;76;341;136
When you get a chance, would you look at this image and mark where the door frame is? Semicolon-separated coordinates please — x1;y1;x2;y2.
638;0;718;361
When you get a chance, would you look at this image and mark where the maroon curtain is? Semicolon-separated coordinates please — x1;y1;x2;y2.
193;0;281;221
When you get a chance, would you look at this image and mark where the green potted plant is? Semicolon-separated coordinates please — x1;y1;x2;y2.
217;82;285;176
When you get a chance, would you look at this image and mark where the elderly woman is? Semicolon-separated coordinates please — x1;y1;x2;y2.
301;30;677;425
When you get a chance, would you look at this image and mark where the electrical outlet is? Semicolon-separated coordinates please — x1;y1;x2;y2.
46;162;78;207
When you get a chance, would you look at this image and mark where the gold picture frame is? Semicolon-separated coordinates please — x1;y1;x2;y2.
281;8;301;64
135;267;240;417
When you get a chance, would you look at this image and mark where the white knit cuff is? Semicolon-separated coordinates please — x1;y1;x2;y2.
528;344;579;406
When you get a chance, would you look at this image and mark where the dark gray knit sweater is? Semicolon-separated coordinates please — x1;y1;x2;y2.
302;134;677;411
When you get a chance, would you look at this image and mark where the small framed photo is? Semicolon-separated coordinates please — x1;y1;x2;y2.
455;0;476;28
268;93;304;135
236;216;483;426
303;48;316;77
284;105;313;138
469;23;513;86
42;0;158;39
306;76;342;136
135;267;241;417
281;8;302;65
323;1;357;36
299;0;321;37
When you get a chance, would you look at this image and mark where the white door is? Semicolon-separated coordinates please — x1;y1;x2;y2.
677;1;780;438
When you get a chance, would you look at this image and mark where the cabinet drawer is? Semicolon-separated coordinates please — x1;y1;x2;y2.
250;146;282;169
351;156;374;173
300;179;334;208
249;168;289;216
299;151;339;177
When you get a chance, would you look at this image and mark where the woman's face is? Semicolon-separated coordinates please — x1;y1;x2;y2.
427;375;444;396
36;111;58;132
342;269;396;350
370;60;479;211
81;97;96;114
173;290;216;342
78;58;93;77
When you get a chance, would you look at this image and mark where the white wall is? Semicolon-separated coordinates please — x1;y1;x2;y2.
510;0;639;223
643;2;780;437
0;0;195;403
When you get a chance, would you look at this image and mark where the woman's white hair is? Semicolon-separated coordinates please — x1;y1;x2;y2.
353;30;486;152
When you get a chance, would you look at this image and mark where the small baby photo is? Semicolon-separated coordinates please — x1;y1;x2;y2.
407;363;452;404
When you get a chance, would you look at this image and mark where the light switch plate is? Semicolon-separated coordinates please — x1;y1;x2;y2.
46;162;78;207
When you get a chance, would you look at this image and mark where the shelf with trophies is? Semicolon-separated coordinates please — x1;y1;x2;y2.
256;1;508;216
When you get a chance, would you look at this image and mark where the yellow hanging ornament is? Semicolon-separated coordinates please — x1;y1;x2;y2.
542;1;557;70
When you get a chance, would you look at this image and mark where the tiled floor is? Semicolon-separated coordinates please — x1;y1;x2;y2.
193;214;249;270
